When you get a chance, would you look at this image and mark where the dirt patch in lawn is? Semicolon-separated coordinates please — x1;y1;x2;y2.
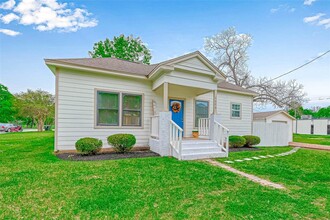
229;147;260;152
56;151;160;161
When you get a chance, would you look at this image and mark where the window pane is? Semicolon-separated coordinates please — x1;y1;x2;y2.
98;92;119;109
98;109;119;125
231;104;241;118
123;94;142;110
123;110;141;126
232;104;240;110
232;110;240;118
195;101;209;127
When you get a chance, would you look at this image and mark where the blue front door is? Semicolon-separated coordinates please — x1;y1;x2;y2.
169;99;184;133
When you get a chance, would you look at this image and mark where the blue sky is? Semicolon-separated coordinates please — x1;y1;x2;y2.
0;0;329;109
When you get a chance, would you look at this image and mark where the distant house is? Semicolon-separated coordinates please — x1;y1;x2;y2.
253;110;295;146
45;51;257;160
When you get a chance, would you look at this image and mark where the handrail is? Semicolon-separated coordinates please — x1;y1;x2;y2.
214;121;229;132
170;120;183;132
198;118;210;136
213;121;229;154
169;120;183;160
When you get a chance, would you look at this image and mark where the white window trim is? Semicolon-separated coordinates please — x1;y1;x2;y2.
194;99;210;128
94;88;144;129
230;102;242;119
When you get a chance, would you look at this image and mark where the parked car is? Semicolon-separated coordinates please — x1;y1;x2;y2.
9;125;23;132
0;123;17;132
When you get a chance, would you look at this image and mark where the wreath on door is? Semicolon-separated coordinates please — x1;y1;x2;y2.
171;102;181;113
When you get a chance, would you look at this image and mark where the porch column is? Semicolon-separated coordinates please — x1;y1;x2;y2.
213;89;218;114
163;82;169;111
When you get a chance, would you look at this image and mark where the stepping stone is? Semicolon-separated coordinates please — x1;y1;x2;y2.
224;161;234;163
235;159;244;162
244;158;253;161
252;157;261;159
259;156;267;158
266;155;274;158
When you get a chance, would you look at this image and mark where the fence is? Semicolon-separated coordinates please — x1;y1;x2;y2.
253;122;289;146
293;119;330;135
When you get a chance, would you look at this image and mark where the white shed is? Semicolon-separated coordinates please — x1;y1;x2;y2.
253;110;295;146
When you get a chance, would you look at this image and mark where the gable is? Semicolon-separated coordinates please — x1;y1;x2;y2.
175;57;216;76
148;51;226;80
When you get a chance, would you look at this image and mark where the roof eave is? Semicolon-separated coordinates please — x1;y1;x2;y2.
44;60;148;79
218;88;258;97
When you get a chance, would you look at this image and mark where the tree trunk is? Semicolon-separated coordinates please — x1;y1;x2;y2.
37;119;44;132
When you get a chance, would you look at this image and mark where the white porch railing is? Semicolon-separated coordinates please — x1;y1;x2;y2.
169;120;183;160
213;121;230;153
150;115;159;138
198;118;210;136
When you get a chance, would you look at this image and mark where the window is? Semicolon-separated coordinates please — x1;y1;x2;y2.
97;91;119;126
195;100;209;127
96;90;143;127
122;94;142;126
231;103;241;118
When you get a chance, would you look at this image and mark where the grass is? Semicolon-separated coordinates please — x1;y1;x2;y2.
0;132;329;219
293;133;330;146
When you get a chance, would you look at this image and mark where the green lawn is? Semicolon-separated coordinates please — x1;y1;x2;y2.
294;133;330;146
0;132;329;219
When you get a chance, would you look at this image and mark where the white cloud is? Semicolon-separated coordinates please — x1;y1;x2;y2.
304;13;330;29
303;13;325;23
270;4;295;14
318;18;330;29
0;0;16;10
0;28;21;36
0;12;19;23
0;0;98;32
304;0;317;6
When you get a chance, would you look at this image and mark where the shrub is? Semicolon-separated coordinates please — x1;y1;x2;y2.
75;137;102;155
229;135;246;148
107;134;136;153
243;135;261;147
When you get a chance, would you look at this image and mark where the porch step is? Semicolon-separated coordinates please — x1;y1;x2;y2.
182;146;220;154
179;139;227;160
181;151;227;160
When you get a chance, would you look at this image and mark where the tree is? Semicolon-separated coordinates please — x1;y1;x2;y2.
15;90;55;131
0;84;16;122
289;106;330;119
204;27;307;109
89;34;152;64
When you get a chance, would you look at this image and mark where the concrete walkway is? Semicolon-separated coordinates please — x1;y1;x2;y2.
289;142;330;151
204;159;286;190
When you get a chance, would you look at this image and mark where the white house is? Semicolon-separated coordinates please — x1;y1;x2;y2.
45;51;257;160
253;110;295;146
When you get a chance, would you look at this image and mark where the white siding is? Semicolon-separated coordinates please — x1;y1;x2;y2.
265;113;294;142
217;91;253;136
197;91;253;136
175;57;217;76
56;68;161;150
56;65;253;150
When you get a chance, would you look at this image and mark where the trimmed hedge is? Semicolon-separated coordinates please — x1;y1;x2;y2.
75;137;102;155
243;135;261;147
229;135;246;148
107;134;136;153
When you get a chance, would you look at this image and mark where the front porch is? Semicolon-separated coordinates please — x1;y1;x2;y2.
149;111;230;160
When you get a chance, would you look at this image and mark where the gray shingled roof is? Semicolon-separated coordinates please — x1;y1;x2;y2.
253;110;284;120
45;52;257;95
45;57;157;76
218;81;258;95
